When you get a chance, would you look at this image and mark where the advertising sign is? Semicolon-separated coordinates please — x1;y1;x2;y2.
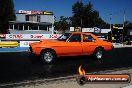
31;11;43;14
94;27;101;33
20;41;39;47
82;28;94;32
101;29;111;33
70;27;75;32
18;10;53;15
6;34;61;40
19;10;31;14
0;34;6;38
44;12;53;15
7;34;24;39
30;34;45;39
49;34;60;39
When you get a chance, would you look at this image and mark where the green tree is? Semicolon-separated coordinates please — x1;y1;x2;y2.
54;16;69;32
72;1;84;27
0;0;16;33
72;1;107;28
83;1;93;27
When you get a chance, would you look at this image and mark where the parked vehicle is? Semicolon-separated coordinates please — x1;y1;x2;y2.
29;32;113;63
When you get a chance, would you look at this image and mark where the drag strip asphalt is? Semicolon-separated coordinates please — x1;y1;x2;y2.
0;47;132;85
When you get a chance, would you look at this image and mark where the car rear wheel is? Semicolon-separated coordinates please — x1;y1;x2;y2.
93;48;104;60
41;50;56;64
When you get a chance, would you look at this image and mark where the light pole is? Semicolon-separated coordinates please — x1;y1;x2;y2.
123;10;126;28
110;14;112;41
122;10;126;44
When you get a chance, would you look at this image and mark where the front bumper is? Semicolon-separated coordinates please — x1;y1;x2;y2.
29;46;42;55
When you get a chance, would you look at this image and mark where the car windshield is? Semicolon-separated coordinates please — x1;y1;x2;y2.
57;33;71;41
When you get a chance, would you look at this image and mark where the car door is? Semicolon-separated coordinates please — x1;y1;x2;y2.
61;34;83;56
82;34;97;55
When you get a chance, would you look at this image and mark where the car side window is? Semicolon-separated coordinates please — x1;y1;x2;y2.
68;34;81;42
83;35;95;42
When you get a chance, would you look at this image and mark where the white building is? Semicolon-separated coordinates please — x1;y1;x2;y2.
9;10;55;34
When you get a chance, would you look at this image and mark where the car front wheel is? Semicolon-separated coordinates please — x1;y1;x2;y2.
41;50;56;64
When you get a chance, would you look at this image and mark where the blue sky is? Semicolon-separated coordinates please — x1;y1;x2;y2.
14;0;132;24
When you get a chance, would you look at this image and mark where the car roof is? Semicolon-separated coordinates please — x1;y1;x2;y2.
65;32;99;40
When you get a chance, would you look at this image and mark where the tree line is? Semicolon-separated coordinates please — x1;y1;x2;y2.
55;1;132;31
55;1;109;31
0;0;132;33
0;0;16;33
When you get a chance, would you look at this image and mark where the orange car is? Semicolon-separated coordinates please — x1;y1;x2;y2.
29;32;113;63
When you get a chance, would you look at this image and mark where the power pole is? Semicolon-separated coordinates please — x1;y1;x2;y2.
109;14;112;41
122;10;126;44
123;10;126;28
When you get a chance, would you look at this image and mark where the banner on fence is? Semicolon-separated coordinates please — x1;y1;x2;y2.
6;34;61;40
